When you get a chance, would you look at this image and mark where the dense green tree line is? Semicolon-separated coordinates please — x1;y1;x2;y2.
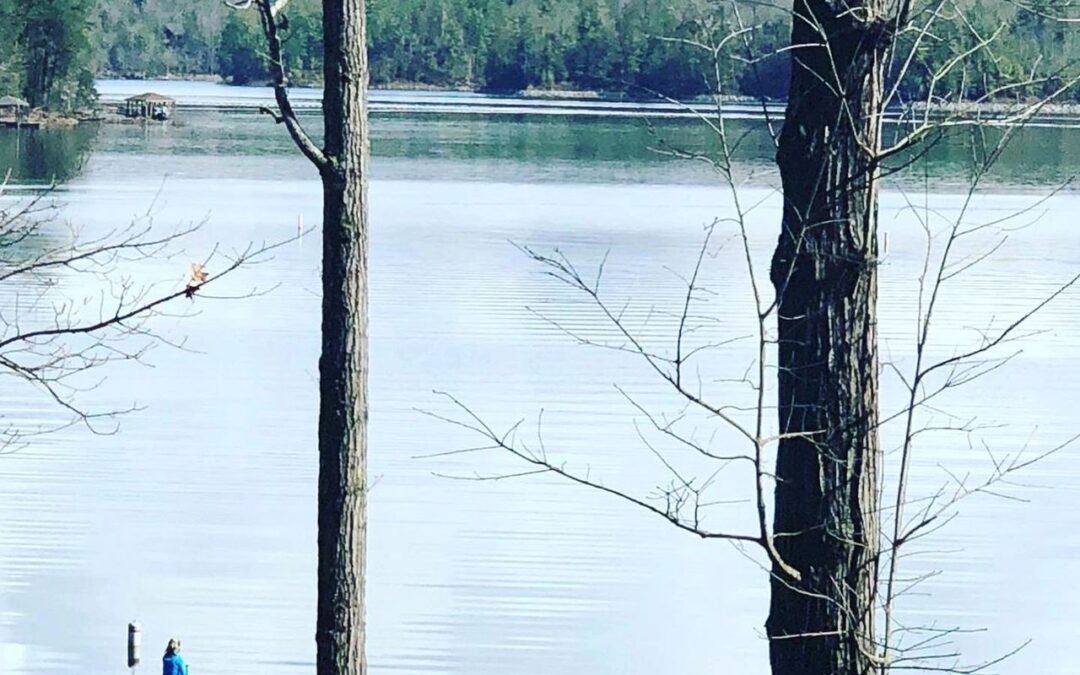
0;0;1074;108
96;0;1080;100
0;0;97;111
91;0;795;96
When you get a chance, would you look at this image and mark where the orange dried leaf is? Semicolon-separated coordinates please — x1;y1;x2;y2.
190;263;209;284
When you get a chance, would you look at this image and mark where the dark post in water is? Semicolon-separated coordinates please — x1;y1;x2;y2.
127;621;141;669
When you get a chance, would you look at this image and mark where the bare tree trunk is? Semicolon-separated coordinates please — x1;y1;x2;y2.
766;2;891;673
249;0;368;670
316;1;369;674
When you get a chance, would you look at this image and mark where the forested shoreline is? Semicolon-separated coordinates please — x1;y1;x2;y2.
0;0;1077;111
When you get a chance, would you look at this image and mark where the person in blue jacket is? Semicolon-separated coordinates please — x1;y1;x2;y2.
163;638;189;675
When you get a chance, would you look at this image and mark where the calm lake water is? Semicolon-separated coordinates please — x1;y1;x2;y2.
0;81;1078;674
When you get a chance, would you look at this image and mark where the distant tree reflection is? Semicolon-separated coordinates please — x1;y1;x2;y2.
0;124;99;184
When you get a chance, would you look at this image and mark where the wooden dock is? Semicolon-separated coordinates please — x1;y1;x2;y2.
0;119;41;129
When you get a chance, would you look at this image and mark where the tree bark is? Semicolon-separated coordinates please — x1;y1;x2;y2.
316;1;369;674
767;2;891;673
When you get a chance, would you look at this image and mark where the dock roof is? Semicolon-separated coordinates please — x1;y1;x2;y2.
124;92;176;103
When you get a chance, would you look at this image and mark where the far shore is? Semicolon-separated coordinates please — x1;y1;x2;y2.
97;74;1080;118
99;71;777;103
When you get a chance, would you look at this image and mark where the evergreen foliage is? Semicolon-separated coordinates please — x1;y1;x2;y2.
96;0;1077;101
0;0;98;111
0;0;1074;106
